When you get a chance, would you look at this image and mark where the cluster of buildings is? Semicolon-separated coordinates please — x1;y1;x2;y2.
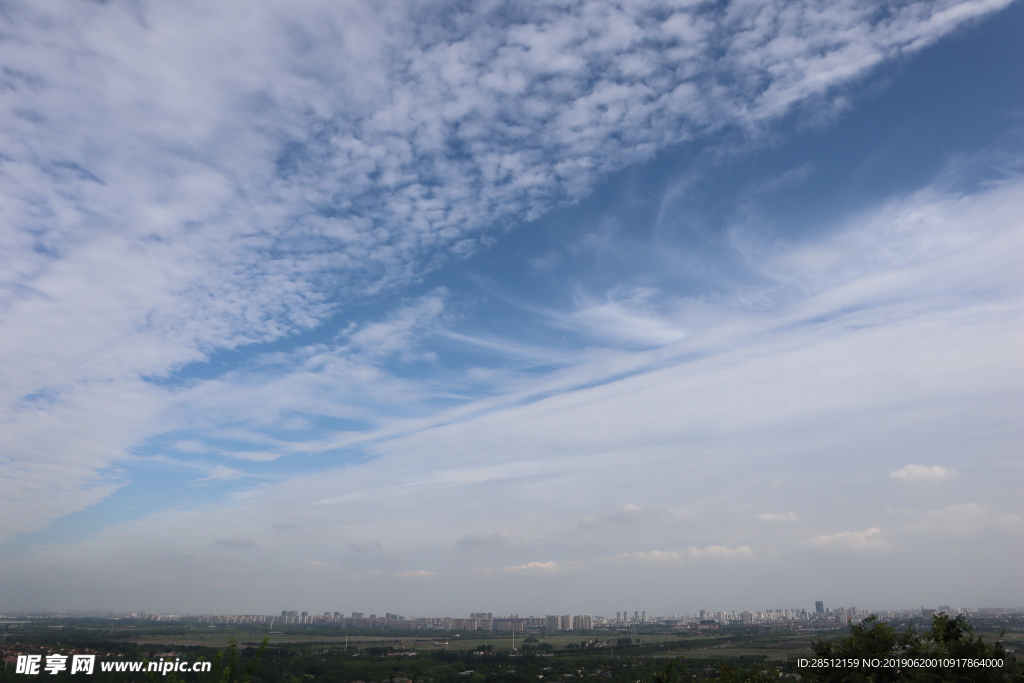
544;615;594;631
679;603;994;630
271;612;595;631
121;606;875;631
4;605;1019;632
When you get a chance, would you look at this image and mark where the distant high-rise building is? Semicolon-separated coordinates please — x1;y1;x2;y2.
545;615;561;631
574;614;593;630
641;611;646;623
815;601;824;614
616;612;621;623
741;611;754;625
559;615;573;630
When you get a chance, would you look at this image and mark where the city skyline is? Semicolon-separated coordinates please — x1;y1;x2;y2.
5;604;1021;625
2;0;1023;614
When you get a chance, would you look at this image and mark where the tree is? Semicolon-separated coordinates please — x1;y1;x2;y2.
143;637;268;683
208;637;270;683
805;614;1020;682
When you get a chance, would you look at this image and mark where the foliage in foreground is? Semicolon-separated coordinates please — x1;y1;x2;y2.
642;615;1022;682
804;614;1021;682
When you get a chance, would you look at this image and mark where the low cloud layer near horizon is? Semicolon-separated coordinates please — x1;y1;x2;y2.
1;0;1022;615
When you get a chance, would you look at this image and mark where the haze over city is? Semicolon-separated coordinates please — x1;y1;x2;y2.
1;0;1022;616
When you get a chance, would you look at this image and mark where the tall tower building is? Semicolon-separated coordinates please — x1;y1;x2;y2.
815;601;824;614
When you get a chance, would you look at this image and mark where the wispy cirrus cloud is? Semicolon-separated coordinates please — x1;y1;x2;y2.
2;0;1010;546
198;465;246;482
0;0;1021;614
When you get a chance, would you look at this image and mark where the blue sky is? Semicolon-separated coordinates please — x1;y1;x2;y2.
1;0;1022;616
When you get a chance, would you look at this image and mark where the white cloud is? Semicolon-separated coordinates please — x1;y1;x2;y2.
0;379;162;540
392;570;437;578
30;174;1010;610
803;528;884;552
0;0;1021;610
594;550;685;565
685;545;755;560
5;292;1017;609
561;288;688;348
492;561;563;573
198;465;245;482
757;512;801;522
223;451;285;463
0;0;1011;544
890;464;959;482
343;291;447;361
